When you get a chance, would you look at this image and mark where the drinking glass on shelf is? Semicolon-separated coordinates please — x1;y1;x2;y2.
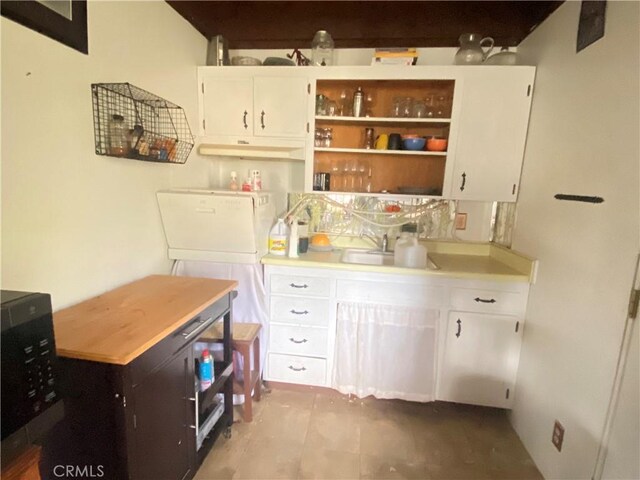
349;159;360;191
323;128;333;147
412;100;427;118
338;90;349;116
401;97;414;117
365;92;375;117
424;95;435;118
342;160;351;191
390;97;402;117
358;160;370;192
326;100;338;116
330;161;342;191
434;95;448;118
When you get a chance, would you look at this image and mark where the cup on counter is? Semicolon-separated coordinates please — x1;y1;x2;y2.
388;133;403;150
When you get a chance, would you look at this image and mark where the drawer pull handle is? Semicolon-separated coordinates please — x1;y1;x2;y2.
288;365;307;372
455;319;462;338
289;337;308;344
243;110;248;129
289;283;308;289
474;297;496;304
260;110;266;129
290;309;309;315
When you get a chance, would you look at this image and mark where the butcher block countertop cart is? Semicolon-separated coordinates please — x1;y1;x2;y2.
50;275;237;480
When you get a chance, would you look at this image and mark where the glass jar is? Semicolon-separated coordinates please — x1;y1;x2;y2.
311;30;334;66
108;114;129;156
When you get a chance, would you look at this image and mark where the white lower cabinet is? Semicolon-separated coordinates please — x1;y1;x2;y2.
264;264;530;408
438;311;523;409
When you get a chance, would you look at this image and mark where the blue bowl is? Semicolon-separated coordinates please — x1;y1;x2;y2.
402;137;426;151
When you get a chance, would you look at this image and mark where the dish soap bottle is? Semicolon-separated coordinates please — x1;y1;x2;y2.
269;219;289;256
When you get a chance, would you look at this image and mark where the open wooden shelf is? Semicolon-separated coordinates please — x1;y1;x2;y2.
315;115;451;125
315;147;447;156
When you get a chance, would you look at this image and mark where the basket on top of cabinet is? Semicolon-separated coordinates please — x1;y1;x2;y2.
91;83;194;164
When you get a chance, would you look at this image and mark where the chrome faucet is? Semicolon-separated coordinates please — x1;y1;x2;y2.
381;234;389;253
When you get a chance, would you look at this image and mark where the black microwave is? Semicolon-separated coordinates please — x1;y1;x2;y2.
1;290;61;460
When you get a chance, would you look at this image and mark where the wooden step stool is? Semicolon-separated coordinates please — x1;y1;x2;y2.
230;322;262;422
205;322;262;422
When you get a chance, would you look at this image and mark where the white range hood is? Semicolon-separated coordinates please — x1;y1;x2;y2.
198;136;305;161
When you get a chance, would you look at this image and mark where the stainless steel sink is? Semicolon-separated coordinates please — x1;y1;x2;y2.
340;248;439;270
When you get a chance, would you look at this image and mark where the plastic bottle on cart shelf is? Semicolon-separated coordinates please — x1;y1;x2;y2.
199;349;214;391
269;219;289;256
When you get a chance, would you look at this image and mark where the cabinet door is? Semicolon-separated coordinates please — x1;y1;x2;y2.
133;349;194;480
438;311;523;408
451;68;535;202
202;76;253;136
254;76;308;137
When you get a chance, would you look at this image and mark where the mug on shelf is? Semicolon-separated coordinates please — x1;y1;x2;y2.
375;134;389;150
388;133;403;150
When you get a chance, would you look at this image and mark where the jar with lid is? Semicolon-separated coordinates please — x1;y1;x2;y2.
311;30;334;66
108;114;129;157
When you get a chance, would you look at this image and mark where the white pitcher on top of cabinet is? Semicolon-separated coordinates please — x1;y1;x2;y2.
454;33;495;65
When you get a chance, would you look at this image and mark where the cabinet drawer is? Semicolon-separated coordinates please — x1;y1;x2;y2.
270;325;328;357
270;274;330;297
450;287;527;315
267;353;326;386
270;296;330;327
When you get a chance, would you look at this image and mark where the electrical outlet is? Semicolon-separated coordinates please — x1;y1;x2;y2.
455;213;467;230
552;420;565;452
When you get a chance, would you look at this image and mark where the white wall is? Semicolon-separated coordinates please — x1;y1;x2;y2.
1;1;208;310
510;2;639;479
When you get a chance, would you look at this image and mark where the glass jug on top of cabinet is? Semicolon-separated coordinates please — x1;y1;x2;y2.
313;79;455;196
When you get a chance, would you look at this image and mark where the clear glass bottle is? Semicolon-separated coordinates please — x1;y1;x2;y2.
108;114;129;156
311;30;334;66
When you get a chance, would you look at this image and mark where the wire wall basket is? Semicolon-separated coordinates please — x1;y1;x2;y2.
91;83;194;164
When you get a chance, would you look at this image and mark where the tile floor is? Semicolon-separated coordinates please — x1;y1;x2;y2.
195;388;543;480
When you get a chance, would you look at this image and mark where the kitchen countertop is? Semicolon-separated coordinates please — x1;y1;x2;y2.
262;240;536;283
53;275;237;365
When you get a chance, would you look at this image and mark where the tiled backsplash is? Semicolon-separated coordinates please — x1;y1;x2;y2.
287;193;516;247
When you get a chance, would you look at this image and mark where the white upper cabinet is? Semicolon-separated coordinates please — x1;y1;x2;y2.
253;77;309;138
450;67;535;202
198;67;309;140
201;76;253;136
